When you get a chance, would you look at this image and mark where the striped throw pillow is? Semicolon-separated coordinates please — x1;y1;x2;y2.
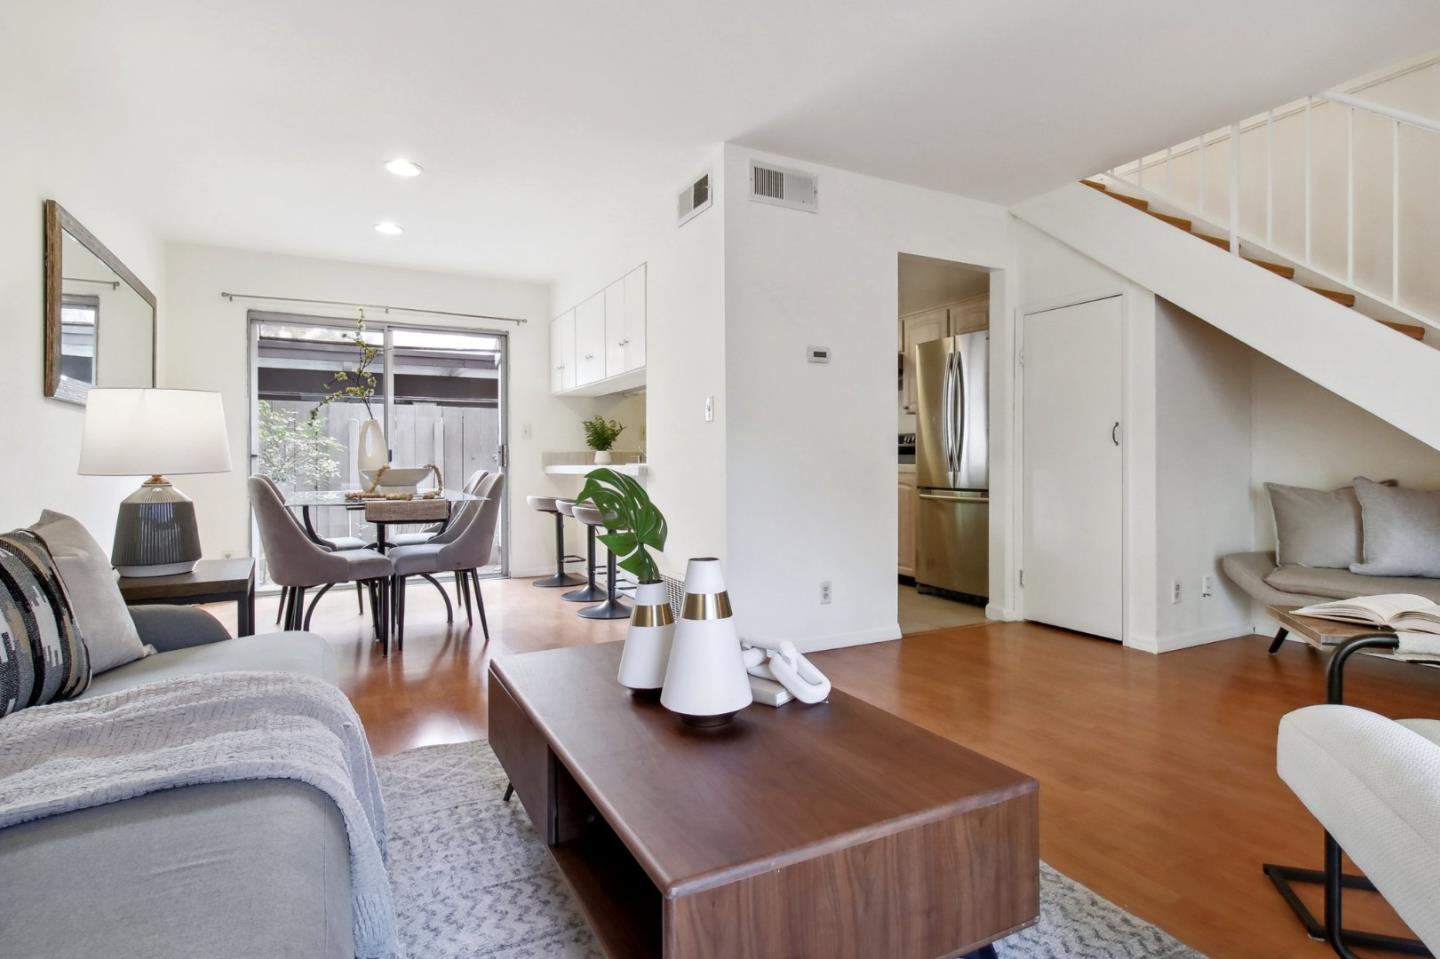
0;530;90;716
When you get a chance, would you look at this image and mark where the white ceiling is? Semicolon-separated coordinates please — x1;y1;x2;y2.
6;0;1438;283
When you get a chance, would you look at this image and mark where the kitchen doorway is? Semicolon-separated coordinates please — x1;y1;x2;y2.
897;253;992;634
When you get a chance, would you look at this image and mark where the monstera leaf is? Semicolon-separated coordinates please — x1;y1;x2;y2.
576;468;667;584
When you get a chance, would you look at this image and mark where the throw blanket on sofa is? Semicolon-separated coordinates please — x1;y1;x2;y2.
0;671;401;959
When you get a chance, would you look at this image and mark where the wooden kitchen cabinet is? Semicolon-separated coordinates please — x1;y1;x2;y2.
898;470;917;577
899;295;987;414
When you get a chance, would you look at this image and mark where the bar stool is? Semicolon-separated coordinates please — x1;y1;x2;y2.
573;504;632;620
557;500;608;603
527;495;584;588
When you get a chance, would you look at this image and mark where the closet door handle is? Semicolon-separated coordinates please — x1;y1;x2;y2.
1111;421;1120;446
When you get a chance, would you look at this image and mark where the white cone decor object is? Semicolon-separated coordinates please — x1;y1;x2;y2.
357;418;387;473
617;581;675;695
661;558;752;726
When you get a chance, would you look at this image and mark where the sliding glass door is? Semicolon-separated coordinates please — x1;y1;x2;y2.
248;312;507;587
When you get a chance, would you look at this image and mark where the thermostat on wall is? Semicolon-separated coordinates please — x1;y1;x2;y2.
806;345;831;364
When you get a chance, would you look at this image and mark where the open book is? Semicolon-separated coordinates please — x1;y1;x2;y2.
1293;594;1440;633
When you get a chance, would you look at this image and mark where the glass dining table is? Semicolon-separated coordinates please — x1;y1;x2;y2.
284;488;487;552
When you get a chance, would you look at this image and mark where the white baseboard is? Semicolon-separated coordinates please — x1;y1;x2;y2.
744;623;902;655
985;603;1018;621
1140;622;1258;654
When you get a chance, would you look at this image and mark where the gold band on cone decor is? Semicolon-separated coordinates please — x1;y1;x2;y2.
630;603;675;628
681;590;733;621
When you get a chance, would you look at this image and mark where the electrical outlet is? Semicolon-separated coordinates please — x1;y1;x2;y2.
819;581;832;605
1170;580;1182;604
704;395;715;422
1201;575;1214;598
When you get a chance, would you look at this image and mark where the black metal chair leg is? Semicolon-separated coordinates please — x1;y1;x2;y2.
960;947;997;959
276;586;289;625
472;570;490;641
419;572;453;623
394;575;406;651
1269;627;1289;654
355;581;364;614
302;582;334;630
502;782;514;802
287;586;307;630
367;580;381;637
378;579;390;656
460;569;474;625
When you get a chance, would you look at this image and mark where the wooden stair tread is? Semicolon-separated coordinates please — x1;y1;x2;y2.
1385;321;1427;340
1080;179;1108;192
1107;193;1149;211
1308;287;1357;308
1149;211;1192;230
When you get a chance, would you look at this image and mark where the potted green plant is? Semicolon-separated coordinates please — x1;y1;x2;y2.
577;468;672;692
581;414;625;465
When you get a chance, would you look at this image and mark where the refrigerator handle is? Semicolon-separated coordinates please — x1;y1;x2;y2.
941;348;956;474
952;346;967;475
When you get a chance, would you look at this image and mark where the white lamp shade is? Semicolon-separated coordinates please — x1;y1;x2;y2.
79;388;232;476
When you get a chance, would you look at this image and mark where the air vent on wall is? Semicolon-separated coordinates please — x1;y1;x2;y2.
749;160;818;213
677;170;712;226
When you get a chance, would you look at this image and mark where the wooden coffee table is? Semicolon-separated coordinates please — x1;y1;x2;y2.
488;643;1039;959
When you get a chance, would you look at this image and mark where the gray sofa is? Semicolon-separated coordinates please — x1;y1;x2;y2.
0;607;356;959
1222;551;1440;608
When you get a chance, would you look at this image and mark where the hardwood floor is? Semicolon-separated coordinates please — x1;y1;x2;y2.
224;580;1440;958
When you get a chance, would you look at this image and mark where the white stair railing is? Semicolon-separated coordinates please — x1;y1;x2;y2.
1103;81;1440;328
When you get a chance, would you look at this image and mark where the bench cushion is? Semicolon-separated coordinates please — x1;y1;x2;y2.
1264;563;1440;604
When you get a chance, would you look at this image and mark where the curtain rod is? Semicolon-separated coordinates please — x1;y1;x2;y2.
64;277;120;289
219;291;527;325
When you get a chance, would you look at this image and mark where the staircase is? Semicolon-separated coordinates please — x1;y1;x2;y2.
1078;179;1425;340
1013;180;1440;453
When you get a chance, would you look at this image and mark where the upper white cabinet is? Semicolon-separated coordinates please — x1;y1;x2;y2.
574;293;607;386
552;263;648;396
605;264;647;376
551;309;575;392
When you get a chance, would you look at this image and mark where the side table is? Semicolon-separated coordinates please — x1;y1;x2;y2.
117;558;257;637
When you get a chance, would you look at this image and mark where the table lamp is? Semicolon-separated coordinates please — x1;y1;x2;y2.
79;388;232;577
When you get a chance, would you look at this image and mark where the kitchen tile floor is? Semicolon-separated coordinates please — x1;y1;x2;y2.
897;583;988;634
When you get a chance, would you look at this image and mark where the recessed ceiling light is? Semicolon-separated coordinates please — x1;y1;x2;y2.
374;221;404;235
384;158;423;177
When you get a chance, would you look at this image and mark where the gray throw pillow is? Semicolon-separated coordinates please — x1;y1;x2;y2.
1265;482;1371;569
1351;477;1440;578
29;510;152;673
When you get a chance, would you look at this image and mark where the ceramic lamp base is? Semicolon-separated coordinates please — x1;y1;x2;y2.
111;478;202;578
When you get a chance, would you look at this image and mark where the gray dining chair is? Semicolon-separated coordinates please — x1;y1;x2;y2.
248;477;396;653
256;475;368;623
388;472;504;647
389;469;489;612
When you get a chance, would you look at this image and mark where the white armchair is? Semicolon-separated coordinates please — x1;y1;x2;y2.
1270;637;1440;958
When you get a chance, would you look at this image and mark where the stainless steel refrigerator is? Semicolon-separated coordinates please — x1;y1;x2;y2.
913;332;989;600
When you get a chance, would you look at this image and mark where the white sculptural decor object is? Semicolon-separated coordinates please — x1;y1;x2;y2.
660;558;752;726
618;580;675;695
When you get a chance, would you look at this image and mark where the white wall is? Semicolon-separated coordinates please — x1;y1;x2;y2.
162;243;585;577
1152;300;1254;650
0;103;165;543
550;146;728;577
1249;354;1440;547
722;144;1013;650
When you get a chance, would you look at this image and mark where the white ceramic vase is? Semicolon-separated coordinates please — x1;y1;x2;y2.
617;581;675;694
593;449;613;465
357;418;387;473
660;558;752;726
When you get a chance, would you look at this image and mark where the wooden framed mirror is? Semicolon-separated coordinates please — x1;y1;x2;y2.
43;200;157;404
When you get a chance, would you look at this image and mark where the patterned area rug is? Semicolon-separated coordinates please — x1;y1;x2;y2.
376;741;1205;959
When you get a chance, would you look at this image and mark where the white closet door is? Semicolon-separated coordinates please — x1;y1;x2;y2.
1022;296;1124;640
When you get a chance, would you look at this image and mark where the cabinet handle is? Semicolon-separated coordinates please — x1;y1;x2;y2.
584;353;595;360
